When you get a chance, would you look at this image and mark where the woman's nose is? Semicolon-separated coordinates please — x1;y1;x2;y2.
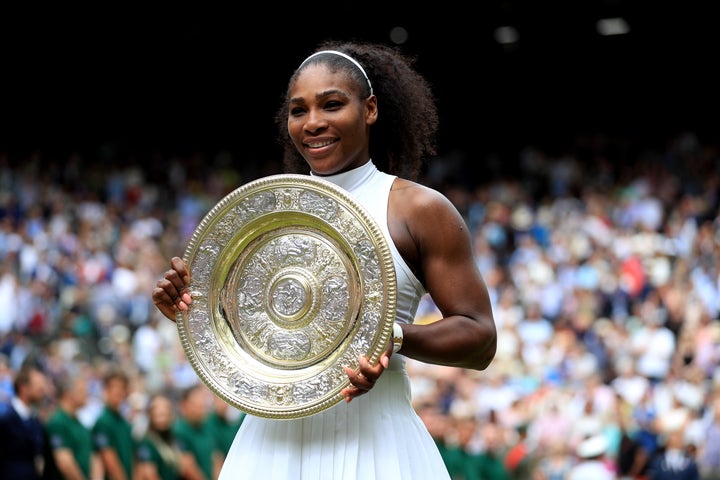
303;109;327;133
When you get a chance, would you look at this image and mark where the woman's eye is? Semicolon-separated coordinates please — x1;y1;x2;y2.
324;101;342;110
290;107;306;116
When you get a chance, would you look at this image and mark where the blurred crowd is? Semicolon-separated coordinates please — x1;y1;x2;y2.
0;130;719;479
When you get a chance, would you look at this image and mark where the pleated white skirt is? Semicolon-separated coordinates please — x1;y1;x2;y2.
219;356;450;480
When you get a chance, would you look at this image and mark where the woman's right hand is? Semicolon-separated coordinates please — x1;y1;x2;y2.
152;256;192;321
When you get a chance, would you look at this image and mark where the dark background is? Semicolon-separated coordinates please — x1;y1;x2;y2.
2;2;718;165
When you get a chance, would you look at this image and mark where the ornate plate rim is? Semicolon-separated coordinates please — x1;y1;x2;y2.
177;174;397;419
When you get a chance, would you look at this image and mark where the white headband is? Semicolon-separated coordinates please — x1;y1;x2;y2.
299;50;373;95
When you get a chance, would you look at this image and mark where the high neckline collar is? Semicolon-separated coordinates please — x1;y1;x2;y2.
310;160;376;192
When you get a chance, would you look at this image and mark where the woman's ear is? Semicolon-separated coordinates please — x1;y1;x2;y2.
365;95;378;125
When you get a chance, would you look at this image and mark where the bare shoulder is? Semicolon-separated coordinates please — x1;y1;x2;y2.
391;178;464;221
388;177;470;276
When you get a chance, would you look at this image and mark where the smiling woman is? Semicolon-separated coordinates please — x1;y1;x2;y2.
153;40;497;479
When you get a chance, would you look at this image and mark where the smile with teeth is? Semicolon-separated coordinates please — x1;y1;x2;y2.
306;140;336;148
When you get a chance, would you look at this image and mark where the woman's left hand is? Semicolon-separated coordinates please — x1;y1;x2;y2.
341;342;393;403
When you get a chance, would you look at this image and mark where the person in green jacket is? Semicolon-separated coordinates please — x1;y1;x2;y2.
173;384;219;480
46;373;102;479
204;394;245;463
92;368;136;480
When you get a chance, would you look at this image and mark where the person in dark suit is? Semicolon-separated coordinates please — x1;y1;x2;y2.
0;361;53;479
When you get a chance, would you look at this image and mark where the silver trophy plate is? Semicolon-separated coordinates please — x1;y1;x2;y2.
177;174;397;419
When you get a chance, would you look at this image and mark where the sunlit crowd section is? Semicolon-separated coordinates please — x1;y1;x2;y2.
1;130;719;478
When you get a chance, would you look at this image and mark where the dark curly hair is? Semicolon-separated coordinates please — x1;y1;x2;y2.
274;41;439;181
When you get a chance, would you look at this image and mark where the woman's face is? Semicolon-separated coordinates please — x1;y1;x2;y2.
287;64;377;176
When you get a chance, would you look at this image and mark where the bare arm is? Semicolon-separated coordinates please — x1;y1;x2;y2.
90;453;103;480
342;180;497;403
212;451;224;480
178;451;207;480
98;448;128;480
389;180;497;370
53;448;86;480
135;461;161;480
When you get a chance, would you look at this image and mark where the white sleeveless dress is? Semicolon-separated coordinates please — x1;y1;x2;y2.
219;161;451;480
